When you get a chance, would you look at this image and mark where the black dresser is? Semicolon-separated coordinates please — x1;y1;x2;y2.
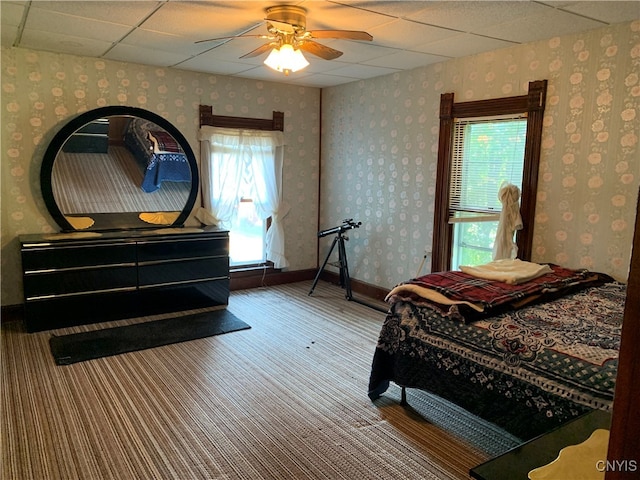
20;227;229;332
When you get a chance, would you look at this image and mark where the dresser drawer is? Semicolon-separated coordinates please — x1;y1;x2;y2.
24;265;137;299
136;237;228;262
19;228;230;331
138;256;229;287
24;289;139;332
136;278;229;315
22;243;136;271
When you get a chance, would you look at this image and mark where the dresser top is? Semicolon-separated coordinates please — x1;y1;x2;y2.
20;225;228;247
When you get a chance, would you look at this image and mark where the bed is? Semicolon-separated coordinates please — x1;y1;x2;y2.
368;261;625;441
123;117;191;193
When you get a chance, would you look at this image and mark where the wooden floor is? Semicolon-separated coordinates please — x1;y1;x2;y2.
1;281;494;480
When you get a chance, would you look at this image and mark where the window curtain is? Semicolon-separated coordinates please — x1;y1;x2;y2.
197;126;289;268
493;182;523;260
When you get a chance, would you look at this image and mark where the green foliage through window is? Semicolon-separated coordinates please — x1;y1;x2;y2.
450;118;526;267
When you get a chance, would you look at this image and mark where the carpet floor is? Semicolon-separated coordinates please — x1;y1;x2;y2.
1;281;518;480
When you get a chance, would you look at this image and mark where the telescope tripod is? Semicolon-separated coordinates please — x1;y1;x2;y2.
308;232;353;299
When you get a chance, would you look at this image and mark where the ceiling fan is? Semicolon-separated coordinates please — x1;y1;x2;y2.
196;5;373;74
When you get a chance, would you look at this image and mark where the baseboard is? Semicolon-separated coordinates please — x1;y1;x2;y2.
1;304;24;323
318;271;390;303
230;268;317;291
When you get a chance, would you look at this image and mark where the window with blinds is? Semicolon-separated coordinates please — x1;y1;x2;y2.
449;116;527;223
449;116;527;267
432;81;547;272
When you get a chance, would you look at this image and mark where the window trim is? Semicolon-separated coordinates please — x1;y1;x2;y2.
431;80;547;272
199;105;284;132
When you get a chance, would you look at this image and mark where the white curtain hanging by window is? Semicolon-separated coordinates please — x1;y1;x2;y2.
493;182;523;260
197;126;289;268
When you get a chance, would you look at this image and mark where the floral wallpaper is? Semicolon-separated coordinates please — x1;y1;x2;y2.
1;47;321;306
2;20;639;307
321;20;639;287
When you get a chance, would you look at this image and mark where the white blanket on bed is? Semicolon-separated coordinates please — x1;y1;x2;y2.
459;259;552;285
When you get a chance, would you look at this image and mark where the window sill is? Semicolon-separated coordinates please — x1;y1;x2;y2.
229;263;284;290
230;263;276;275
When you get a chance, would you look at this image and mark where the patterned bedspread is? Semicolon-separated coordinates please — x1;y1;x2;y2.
368;282;625;439
386;265;609;323
123;118;191;193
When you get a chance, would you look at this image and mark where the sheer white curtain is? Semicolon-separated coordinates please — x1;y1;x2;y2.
197;126;289;268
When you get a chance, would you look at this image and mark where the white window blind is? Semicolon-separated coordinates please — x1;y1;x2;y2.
449;117;527;222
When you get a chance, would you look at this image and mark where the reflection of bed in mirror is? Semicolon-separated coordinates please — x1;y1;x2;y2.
41;107;199;232
122;117;192;193
52;144;190;214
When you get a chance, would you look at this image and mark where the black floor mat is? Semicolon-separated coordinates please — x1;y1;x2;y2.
49;309;250;365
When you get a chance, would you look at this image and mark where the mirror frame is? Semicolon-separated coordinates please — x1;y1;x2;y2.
41;106;199;232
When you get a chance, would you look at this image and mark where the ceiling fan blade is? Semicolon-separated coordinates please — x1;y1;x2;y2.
195;34;270;44
240;42;277;59
307;30;373;41
299;41;343;60
265;19;295;34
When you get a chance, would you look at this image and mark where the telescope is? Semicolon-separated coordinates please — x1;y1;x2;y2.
309;218;359;297
317;218;362;238
309;218;385;313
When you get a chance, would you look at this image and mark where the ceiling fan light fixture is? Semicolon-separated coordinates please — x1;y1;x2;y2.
264;43;309;75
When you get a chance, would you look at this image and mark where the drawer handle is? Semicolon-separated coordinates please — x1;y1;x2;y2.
137;255;226;267
26;286;137;301
24;262;136;275
136;237;227;245
138;276;228;289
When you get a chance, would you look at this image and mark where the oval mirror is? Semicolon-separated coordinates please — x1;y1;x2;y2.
41;106;199;232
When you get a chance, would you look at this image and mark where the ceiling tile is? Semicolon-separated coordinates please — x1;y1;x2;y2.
0;2;27;27
476;8;608;43
406;1;551;33
413;33;516;58
25;7;132;43
28;0;161;26
332;1;432;18
301;1;398;32
141;1;267;41
557;1;640;24
311;41;402;64
183;40;270;68
121;29;214;57
325;63;401;79
296;75;362;88
363;50;448;70
250;69;361;88
368;18;462;49
1;25;19;48
175;52;259;76
236;65;325;84
103;43;192;67
19;30;113;57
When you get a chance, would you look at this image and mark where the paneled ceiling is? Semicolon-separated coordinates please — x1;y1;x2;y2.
2;1;638;87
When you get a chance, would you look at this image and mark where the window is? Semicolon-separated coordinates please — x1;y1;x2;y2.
432;80;547;272
230;199;266;266
209;138;270;267
450;117;527;268
198;107;288;269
